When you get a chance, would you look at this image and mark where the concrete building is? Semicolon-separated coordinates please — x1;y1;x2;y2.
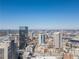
23;45;35;59
9;34;19;48
69;48;79;59
38;34;45;45
0;36;18;59
19;26;28;49
53;32;63;48
63;53;73;59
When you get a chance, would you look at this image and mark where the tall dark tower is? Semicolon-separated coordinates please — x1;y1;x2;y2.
19;26;28;49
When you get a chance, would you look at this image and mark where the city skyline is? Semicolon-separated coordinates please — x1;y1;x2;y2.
0;0;79;29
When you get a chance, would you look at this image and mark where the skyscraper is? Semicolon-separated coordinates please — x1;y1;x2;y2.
38;34;45;45
19;26;28;49
53;32;63;48
0;36;18;59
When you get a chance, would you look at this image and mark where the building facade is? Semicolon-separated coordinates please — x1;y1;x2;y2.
19;26;28;49
0;36;18;59
53;32;63;48
38;34;45;45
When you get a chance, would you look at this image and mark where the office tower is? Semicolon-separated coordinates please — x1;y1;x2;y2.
38;34;45;45
53;32;63;48
19;26;28;49
0;36;18;59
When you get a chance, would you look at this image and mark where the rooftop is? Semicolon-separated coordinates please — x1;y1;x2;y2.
0;35;10;43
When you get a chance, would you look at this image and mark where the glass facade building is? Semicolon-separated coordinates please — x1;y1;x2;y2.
38;34;45;45
19;26;28;49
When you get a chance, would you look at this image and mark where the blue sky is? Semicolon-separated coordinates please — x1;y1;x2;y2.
0;0;79;29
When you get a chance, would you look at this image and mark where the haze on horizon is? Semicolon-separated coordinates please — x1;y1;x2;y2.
0;0;79;29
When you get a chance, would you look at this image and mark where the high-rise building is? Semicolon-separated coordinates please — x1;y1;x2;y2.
0;36;18;59
38;34;45;45
53;32;63;48
19;26;28;49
